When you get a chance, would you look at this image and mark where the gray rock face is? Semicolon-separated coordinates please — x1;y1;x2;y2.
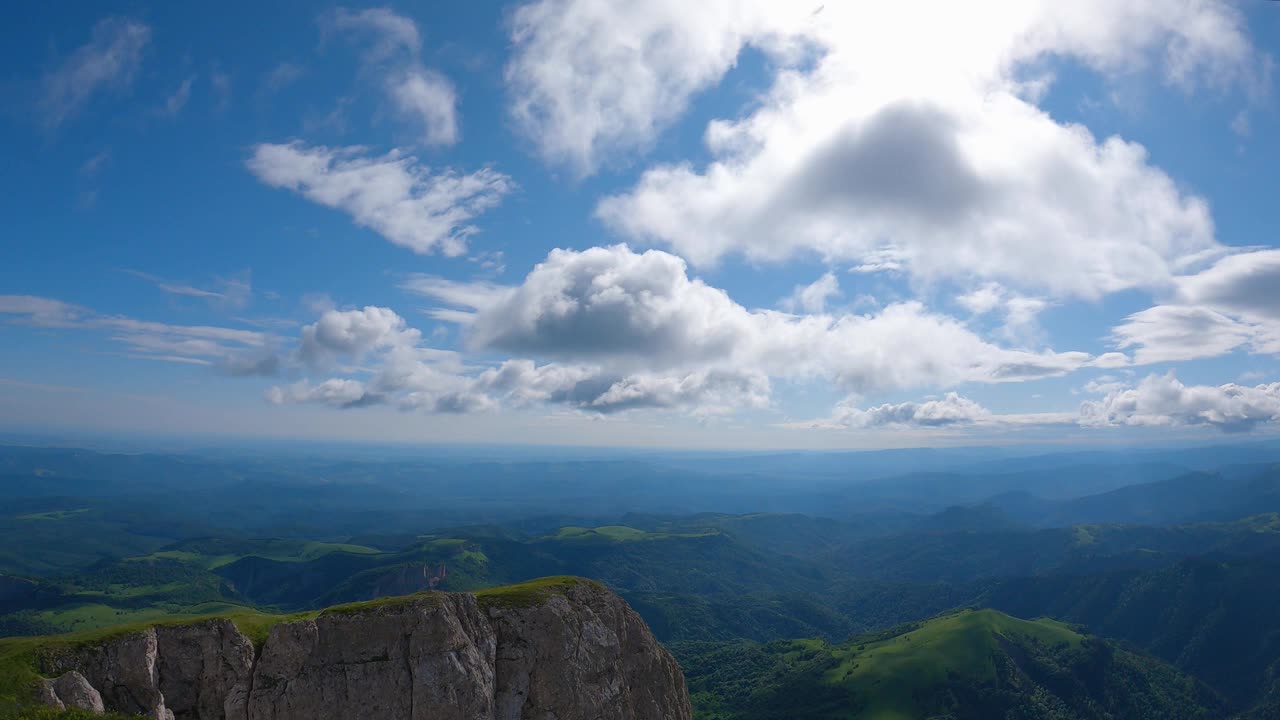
35;578;690;720
155;620;255;720
247;593;497;720
52;671;105;713
45;626;171;719
489;582;691;720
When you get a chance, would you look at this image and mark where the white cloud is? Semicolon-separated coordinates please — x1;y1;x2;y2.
1110;250;1280;363
299;306;420;365
505;0;810;176
0;296;85;327
1081;372;1280;431
416;245;1093;393
400;274;507;322
780;273;840;313
268;303;771;416
324;7;459;147
40;17;151;128
833;392;992;428
324;7;421;62
1111;304;1252;363
955;282;1049;342
126;269;253;310
0;294;274;371
468;360;769;415
957;283;1005;316
552;1;1267;299
1082;375;1126;395
583;368;770;415
246;142;512;256
1176;249;1280;319
387;68;459;146
267;379;383;409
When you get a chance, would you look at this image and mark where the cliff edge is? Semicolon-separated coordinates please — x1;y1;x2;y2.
25;577;691;720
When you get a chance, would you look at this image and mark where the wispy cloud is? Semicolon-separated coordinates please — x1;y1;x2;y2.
125;269;253;310
247;142;512;256
209;64;232;111
322;7;459;146
40;17;151;128
0;294;277;374
79;149;111;178
160;74;196;117
260;61;305;96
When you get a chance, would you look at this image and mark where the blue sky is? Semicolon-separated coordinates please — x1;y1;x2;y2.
2;1;1279;449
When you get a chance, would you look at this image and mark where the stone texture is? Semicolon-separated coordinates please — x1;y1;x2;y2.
488;581;692;720
246;593;497;720
33;678;64;710
35;579;690;720
155;619;255;720
52;671;105;713
45;626;171;719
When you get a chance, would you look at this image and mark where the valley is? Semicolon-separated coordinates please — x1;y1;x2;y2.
4;443;1280;718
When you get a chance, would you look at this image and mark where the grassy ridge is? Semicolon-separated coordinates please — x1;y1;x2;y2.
679;608;1219;720
822;609;1080;719
0;576;593;709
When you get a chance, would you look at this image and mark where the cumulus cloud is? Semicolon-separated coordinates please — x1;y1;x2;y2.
1081;372;1280;432
299;306;420;365
324;7;459;146
40;17;151;128
465;360;769;415
799;391;1078;431
415;245;1093;392
522;1;1269;298
266;379;383;409
246;142;511;256
505;0;810;175
833;392;992;428
267;303;771;416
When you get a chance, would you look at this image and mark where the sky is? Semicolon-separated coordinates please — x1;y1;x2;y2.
2;1;1280;450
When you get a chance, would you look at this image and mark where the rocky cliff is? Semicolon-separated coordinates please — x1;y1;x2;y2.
32;577;691;720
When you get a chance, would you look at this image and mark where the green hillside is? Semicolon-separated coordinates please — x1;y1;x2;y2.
677;608;1223;720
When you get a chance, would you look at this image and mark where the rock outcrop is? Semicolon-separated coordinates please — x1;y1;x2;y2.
34;577;691;720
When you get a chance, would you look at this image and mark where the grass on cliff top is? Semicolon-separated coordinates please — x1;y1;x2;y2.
474;576;598;608
0;575;598;705
0;604;309;704
0;707;139;719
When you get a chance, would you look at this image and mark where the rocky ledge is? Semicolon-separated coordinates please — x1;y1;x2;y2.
32;577;691;720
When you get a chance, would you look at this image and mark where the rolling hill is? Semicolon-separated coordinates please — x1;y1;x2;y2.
676;608;1224;720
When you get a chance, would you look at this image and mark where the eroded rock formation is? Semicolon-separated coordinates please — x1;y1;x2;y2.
34;578;691;720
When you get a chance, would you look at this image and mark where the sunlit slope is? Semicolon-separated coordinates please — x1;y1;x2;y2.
680;608;1222;720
